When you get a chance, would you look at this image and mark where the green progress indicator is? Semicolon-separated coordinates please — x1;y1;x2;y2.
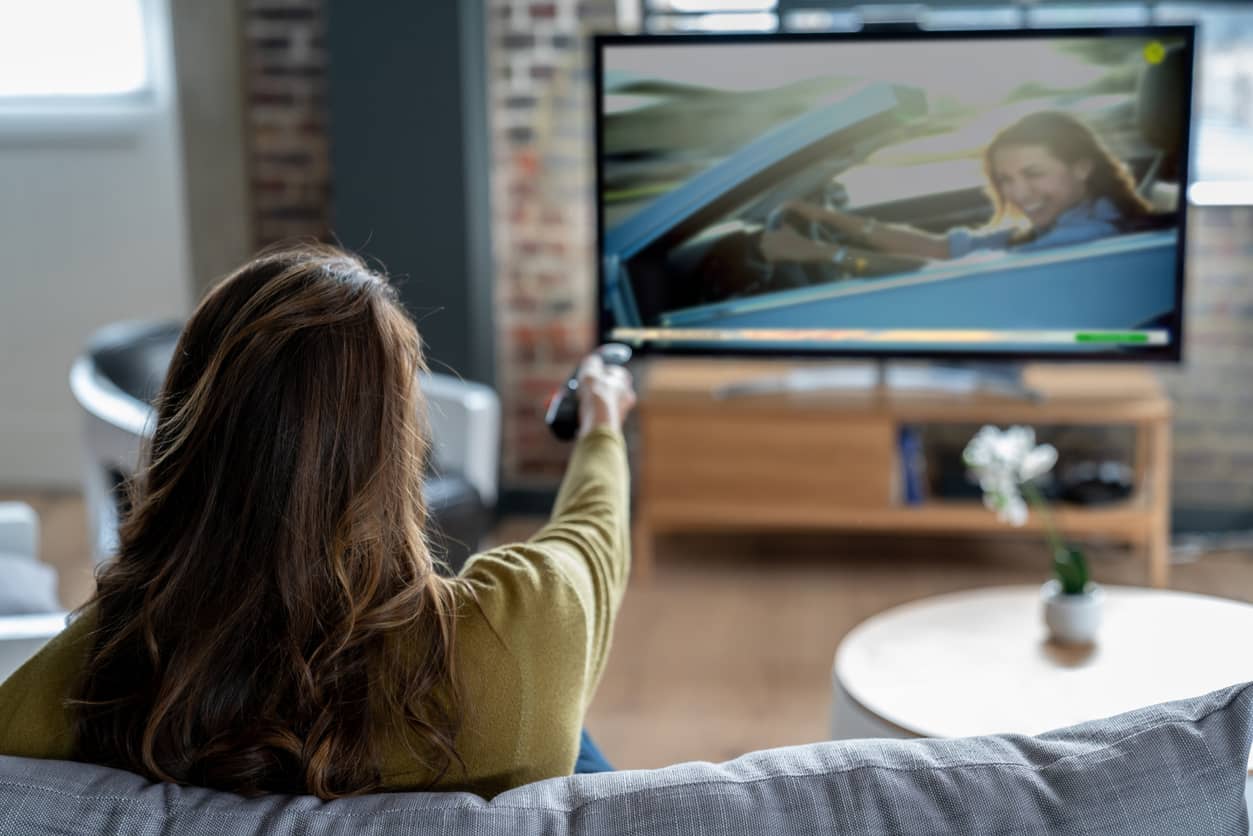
1074;332;1150;344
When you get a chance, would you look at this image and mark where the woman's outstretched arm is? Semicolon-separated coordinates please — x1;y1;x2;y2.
458;353;635;705
763;201;950;261
525;354;634;688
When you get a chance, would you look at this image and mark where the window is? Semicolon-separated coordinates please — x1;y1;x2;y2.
0;0;148;98
645;0;780;32
1155;3;1253;203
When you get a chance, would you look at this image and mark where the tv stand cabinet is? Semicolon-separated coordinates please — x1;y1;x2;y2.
633;361;1172;587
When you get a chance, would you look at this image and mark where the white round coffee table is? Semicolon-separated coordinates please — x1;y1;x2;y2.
831;585;1253;775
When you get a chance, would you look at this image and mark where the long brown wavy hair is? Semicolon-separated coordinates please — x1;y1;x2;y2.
983;111;1151;242
70;243;465;799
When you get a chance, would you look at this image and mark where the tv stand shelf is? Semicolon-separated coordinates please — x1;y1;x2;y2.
633;360;1172;587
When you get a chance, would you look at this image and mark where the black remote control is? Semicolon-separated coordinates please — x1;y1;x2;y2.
545;343;633;441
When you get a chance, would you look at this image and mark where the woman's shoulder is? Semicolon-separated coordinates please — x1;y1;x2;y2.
1026;198;1124;250
0;609;95;759
1046;197;1118;232
455;546;591;641
1087;196;1124;222
948;225;1015;258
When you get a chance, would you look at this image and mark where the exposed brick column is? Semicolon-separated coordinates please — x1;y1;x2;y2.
1159;207;1253;514
239;0;619;490
242;0;331;247
488;0;618;487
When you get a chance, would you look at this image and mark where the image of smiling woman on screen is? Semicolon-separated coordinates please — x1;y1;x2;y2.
760;111;1153;265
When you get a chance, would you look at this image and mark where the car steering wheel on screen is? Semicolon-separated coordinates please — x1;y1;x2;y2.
748;187;842;290
754;182;928;288
758;203;837;289
750;181;860;289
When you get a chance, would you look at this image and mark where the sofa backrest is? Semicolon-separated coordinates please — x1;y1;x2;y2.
2;681;1251;836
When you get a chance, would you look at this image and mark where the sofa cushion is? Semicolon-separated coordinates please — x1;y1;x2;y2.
1;681;1250;835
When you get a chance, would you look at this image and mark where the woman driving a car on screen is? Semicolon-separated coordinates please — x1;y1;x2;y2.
760;111;1153;266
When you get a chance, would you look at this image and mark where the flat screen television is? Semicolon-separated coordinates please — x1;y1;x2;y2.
594;26;1195;362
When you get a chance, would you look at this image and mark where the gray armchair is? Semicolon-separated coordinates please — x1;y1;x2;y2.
69;320;500;573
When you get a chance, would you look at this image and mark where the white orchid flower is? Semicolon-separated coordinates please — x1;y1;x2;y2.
996;492;1030;527
964;426;1090;592
1017;443;1058;483
979;477;1029;526
962;425;1058;528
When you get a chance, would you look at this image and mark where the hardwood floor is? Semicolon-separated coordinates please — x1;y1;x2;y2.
6;493;1252;772
488;519;1253;770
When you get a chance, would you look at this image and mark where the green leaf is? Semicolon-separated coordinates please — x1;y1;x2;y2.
1053;546;1090;595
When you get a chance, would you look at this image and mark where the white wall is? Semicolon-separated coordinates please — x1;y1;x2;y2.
0;0;192;488
169;0;251;298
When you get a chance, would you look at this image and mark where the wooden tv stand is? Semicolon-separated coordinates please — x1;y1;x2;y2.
632;360;1172;587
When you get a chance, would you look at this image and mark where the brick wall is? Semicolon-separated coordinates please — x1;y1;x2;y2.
1161;207;1253;513
488;0;619;485
242;0;331;248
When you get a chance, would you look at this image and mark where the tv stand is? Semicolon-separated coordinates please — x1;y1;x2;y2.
633;359;1172;587
714;361;1040;401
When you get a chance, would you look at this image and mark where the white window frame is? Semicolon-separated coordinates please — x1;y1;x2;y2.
0;0;161;140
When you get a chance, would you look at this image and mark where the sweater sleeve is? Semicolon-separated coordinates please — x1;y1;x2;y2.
460;427;631;707
526;427;631;694
0;611;93;760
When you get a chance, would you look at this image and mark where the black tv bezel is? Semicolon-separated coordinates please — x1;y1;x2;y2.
592;25;1196;364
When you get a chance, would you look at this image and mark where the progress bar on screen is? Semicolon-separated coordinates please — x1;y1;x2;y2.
611;328;1170;346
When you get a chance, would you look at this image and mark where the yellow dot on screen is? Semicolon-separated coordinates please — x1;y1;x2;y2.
1144;41;1166;65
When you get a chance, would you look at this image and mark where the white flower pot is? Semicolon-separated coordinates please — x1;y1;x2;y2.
1041;580;1104;645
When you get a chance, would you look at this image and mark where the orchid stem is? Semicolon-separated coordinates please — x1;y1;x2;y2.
1021;481;1065;555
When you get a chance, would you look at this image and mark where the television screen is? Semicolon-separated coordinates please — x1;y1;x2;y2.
595;27;1194;360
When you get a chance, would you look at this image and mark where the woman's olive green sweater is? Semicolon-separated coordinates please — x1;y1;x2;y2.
0;428;630;799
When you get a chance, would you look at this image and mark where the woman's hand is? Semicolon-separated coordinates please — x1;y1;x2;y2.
767;197;950;262
577;351;637;437
780;199;824;222
760;227;832;263
776;200;865;238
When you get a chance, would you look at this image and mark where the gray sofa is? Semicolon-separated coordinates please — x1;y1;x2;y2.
2;682;1250;835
